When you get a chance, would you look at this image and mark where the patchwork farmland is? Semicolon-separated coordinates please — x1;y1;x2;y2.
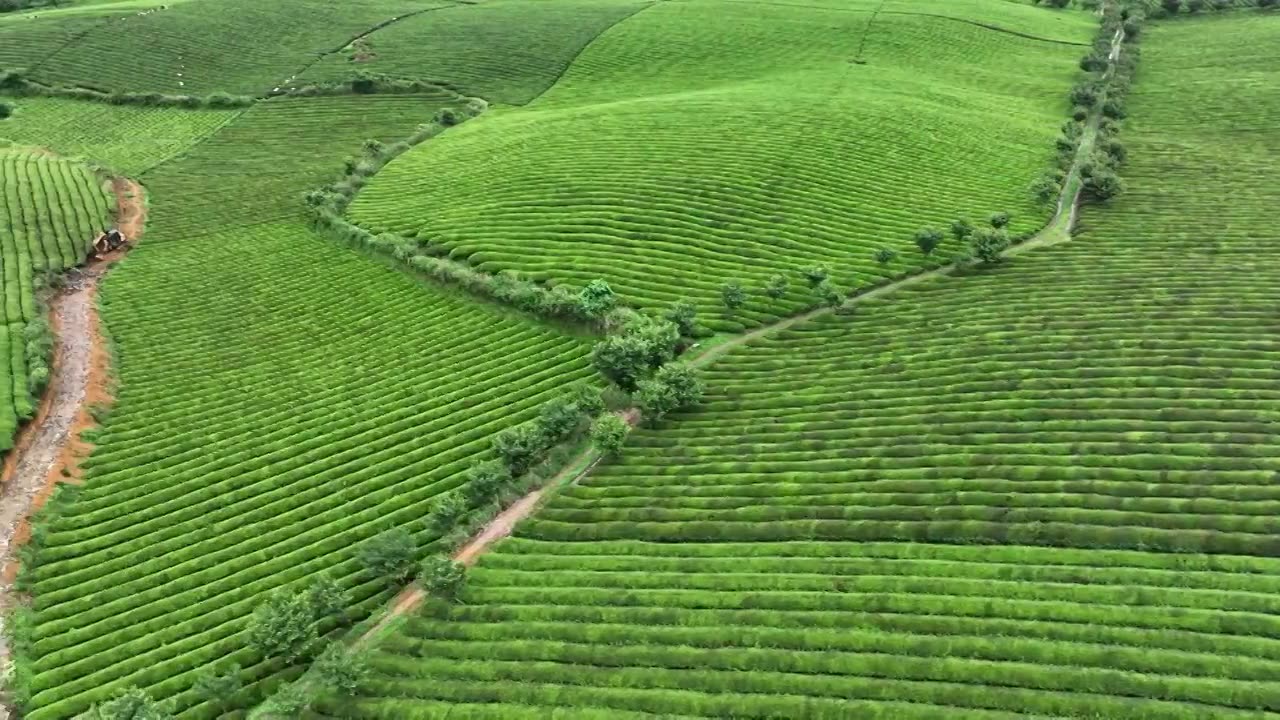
0;0;1277;719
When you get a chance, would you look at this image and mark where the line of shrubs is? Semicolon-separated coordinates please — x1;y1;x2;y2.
266;71;467;100
0;69;254;109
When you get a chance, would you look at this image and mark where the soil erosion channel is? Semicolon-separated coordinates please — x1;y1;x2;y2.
0;177;145;715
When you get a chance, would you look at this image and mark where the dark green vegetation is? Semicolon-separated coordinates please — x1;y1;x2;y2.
0;147;110;445
317;9;1280;720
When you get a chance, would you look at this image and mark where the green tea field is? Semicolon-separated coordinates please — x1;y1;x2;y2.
0;148;110;444
0;0;1277;719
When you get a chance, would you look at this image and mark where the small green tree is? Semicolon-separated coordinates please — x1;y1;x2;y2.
802;265;829;288
419;555;467;598
313;643;370;696
193;664;242;713
720;282;746;312
259;683;308;718
577;279;617;319
491;422;545;475
1083;170;1124;201
949;220;974;242
1030;174;1062;204
0;101;13;120
665;300;698;336
424;492;467;536
303;572;348;623
970;229;1010;265
591;413;630;455
357;528;418;584
248;590;319;663
764;274;788;301
462;460;512;506
535;395;582;444
569;383;605;417
1160;0;1182;13
636;364;704;422
590;318;679;392
988;211;1011;229
914;228;943;256
816;280;844;308
92;687;174;720
873;248;896;265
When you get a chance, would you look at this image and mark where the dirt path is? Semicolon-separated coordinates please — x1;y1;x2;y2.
0;178;144;717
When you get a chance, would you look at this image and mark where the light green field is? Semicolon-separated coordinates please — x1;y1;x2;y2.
323;10;1280;720
296;0;651;105
0;148;111;446
0;98;241;175
348;0;1093;331
6;0;445;95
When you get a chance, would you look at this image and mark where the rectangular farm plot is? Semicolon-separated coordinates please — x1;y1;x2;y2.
347;0;1091;331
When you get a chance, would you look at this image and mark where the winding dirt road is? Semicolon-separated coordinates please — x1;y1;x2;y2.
0;177;144;717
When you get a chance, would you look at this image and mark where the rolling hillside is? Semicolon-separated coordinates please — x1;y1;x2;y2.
322;9;1280;720
347;0;1094;330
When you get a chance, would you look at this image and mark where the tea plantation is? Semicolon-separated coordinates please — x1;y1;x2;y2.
0;148;110;445
1;0;1278;718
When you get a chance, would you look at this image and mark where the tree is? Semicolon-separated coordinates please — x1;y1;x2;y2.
92;687;174;720
873;248;896;265
949;220;974;242
720;282;745;312
1083;170;1124;201
425;492;467;536
259;682;308;718
491;422;545;475
193;664;242;713
913;228;943;256
665;300;697;336
970;229;1010;265
590;318;678;392
591;413;630;455
303;572;348;622
1029;174;1061;204
357;528;418;584
802;265;829;288
462;460;512;506
248;590;319;663
577;279;616;319
1186;0;1205;11
313;643;370;696
535;395;582;444
419;555;467;598
0;101;12;120
764;274;788;301
636;364;703;422
988;212;1011;229
816;280;844;308
1261;0;1278;8
1160;0;1182;13
568;383;605;418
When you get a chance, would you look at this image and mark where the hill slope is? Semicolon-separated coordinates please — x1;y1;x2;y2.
323;10;1280;720
348;0;1093;330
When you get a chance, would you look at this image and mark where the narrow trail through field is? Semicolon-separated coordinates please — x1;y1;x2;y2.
0;178;144;717
345;11;1126;658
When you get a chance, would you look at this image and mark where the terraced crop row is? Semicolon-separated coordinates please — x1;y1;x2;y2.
327;11;1280;719
138;93;460;239
349;0;1092;331
0;98;242;176
323;541;1280;720
25;0;447;95
16;90;595;717
0;148;110;445
297;0;651;106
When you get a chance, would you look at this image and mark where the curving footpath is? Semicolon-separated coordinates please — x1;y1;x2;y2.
0;177;145;719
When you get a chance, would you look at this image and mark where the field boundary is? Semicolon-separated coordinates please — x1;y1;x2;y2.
521;0;660;106
0;175;145;720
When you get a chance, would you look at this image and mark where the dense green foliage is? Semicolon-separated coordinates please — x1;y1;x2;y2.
348;0;1094;331
0;148;110;446
321;10;1280;719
